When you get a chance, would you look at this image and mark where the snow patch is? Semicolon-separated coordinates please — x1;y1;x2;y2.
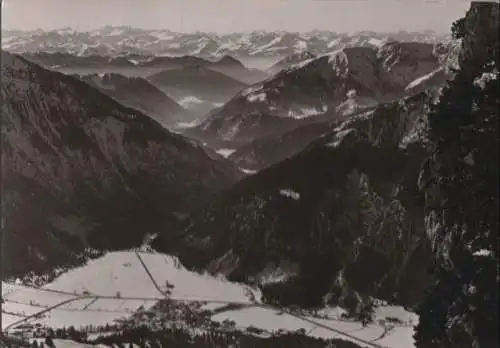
327;38;342;49
252;36;282;54
280;189;300;200
346;89;357;99
473;70;498;90
247;92;267;102
405;68;444;91
241;168;258;175
294;40;308;52
108;28;126;36
473;249;492;257
325;128;355;148
256;268;291;286
216;148;236;158
150;31;176;40
373;305;419;327
175;120;200;129
289;57;315;71
367;38;385;47
287;105;327;119
178;96;205;108
241;85;263;97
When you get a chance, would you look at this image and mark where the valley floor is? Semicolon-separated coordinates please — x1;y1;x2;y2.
2;251;417;348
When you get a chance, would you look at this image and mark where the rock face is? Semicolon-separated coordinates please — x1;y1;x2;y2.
158;92;434;308
192;41;450;147
77;73;193;128
0;51;243;278
414;3;499;348
419;1;499;259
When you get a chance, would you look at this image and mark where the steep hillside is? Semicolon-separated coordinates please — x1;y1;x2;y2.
267;51;317;74
228;120;335;171
76;73;193;128
193;42;449;146
0;51;243;278
207;55;270;84
147;65;248;116
156;93;434;309
228;105;383;171
147;65;248;101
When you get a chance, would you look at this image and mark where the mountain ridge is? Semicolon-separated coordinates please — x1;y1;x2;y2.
1;50;243;278
2;27;452;59
75;72;193;128
190;41;451;147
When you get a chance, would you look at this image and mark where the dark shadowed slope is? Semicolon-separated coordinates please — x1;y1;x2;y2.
147;65;249;102
227;106;378;171
0;50;243;278
155;93;434;309
76;72;194;128
208;55;270;85
146;65;250;117
415;2;499;347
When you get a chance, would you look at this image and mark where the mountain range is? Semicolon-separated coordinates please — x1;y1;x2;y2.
2;27;451;59
1;2;498;347
21;52;269;83
186;40;454;152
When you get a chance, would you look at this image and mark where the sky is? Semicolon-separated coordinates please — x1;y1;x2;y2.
1;0;473;34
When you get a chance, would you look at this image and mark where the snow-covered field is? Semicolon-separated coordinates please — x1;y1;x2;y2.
2;251;418;348
2;251;260;330
212;307;416;348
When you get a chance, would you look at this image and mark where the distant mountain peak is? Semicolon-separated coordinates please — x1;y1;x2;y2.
2;28;452;59
215;54;245;67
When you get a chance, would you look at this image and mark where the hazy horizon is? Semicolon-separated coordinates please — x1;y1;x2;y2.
1;0;473;34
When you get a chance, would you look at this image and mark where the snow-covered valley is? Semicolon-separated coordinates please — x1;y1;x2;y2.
2;251;418;348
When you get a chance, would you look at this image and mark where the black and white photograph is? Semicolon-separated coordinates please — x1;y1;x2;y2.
0;0;498;347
